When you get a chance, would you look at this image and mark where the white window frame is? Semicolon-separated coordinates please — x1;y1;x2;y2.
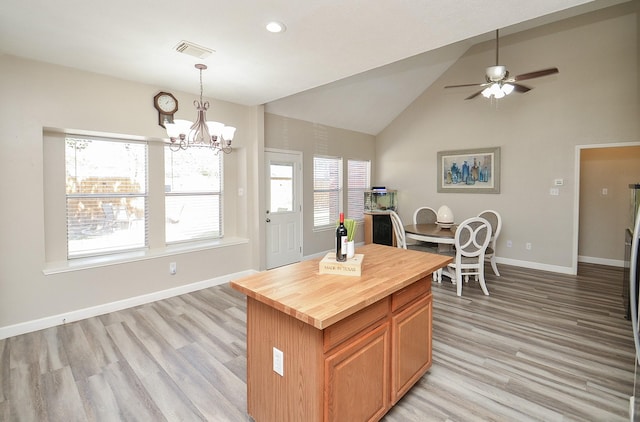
313;155;343;230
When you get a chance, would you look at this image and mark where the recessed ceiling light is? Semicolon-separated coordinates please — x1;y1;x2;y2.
266;21;286;33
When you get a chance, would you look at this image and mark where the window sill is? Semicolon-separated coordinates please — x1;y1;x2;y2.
43;236;249;275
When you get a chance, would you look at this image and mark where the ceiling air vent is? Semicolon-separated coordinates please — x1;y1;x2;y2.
174;41;214;59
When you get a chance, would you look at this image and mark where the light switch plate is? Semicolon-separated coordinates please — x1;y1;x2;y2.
273;347;284;376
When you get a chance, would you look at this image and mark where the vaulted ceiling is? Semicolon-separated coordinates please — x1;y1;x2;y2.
0;0;629;135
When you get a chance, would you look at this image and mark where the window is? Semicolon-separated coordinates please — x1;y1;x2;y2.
313;156;342;228
65;137;147;258
165;146;223;243
347;160;370;221
270;163;294;213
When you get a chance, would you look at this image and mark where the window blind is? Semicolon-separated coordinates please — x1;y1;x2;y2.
347;160;371;221
164;145;223;243
65;136;148;258
313;156;342;228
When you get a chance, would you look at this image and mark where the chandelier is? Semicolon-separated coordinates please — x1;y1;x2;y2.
165;64;236;153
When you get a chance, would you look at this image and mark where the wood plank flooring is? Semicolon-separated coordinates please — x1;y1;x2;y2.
0;262;635;421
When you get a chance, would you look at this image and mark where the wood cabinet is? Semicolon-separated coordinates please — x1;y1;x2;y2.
391;293;432;402
325;322;390;422
231;244;451;422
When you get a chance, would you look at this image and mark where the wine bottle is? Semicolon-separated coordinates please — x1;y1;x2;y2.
336;212;347;262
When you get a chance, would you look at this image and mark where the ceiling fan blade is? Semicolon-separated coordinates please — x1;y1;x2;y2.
513;67;559;82
465;90;484;100
444;82;485;89
512;83;531;93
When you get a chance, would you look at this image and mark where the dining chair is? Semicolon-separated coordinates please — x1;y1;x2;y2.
477;210;502;276
389;211;441;281
413;207;438;225
389;211;408;250
390;211;437;251
412;206;439;249
442;216;492;296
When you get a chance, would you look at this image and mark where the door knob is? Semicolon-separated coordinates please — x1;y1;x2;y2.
266;218;271;223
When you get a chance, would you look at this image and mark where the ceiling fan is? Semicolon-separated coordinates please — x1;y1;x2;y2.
445;29;559;100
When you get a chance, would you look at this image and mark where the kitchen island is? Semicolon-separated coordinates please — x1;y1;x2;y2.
230;243;451;422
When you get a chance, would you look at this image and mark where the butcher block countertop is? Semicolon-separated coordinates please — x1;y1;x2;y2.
230;243;452;330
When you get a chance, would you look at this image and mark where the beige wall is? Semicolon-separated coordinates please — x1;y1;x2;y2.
0;55;263;332
376;2;639;273
264;113;376;256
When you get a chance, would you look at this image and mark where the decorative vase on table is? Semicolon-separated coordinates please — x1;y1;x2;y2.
346;241;355;259
437;205;455;229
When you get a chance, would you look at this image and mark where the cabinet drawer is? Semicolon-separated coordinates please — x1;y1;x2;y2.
391;277;429;312
324;298;389;352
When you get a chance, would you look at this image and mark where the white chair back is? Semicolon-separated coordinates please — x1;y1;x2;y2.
413;207;438;225
455;217;492;258
388;211;407;249
478;210;502;276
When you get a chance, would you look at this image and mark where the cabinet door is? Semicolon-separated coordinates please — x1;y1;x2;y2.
391;293;432;403
372;214;394;246
325;323;390;422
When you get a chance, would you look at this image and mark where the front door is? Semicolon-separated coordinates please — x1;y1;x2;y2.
265;149;302;269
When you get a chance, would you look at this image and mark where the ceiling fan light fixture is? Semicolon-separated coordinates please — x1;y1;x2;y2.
502;83;514;95
482;82;512;99
445;28;558;100
486;65;507;82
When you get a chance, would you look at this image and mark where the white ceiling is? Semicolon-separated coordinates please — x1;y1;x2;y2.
0;0;628;135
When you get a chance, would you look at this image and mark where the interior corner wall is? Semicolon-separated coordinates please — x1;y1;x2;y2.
264;113;376;257
0;55;261;333
375;2;639;272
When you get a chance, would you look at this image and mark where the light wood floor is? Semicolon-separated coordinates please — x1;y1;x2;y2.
0;262;635;421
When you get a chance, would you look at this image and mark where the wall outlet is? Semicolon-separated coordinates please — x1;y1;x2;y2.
506;240;512;248
602;188;608;196
526;242;532;250
169;262;177;275
550;188;559;196
273;347;284;376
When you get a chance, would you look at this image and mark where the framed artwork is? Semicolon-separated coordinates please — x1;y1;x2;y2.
437;147;500;193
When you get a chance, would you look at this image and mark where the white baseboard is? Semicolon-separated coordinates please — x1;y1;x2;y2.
0;269;258;340
578;255;624;268
495;257;575;275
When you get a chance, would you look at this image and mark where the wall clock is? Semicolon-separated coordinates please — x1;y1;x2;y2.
153;92;178;128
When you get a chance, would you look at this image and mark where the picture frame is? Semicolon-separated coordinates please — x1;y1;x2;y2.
437;147;500;194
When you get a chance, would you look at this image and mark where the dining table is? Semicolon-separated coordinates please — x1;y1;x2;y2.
404;223;457;282
404;223;456;246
